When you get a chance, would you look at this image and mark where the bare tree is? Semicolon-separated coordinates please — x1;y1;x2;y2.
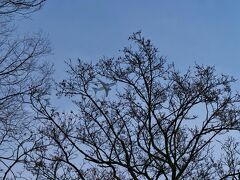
0;0;45;15
29;32;240;179
0;0;52;179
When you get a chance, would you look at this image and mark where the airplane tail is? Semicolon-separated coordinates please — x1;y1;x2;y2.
92;87;98;95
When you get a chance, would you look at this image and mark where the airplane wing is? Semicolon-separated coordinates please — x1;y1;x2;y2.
97;79;116;87
92;87;104;95
108;81;116;87
97;79;107;87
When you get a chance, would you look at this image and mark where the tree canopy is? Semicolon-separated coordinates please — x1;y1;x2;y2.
0;2;239;179
27;32;240;179
0;0;51;179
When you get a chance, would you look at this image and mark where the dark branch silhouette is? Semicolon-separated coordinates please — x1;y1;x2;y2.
28;32;240;179
0;0;51;179
0;0;46;15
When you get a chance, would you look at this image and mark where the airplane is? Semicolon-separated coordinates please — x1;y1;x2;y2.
92;79;116;97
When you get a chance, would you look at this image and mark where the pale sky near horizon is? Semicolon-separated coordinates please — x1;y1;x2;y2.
18;0;240;81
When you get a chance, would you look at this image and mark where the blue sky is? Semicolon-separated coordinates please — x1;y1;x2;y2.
18;0;240;79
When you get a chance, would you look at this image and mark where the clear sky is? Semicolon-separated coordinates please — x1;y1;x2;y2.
18;0;240;80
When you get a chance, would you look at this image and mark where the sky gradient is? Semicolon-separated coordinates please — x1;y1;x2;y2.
18;0;240;80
